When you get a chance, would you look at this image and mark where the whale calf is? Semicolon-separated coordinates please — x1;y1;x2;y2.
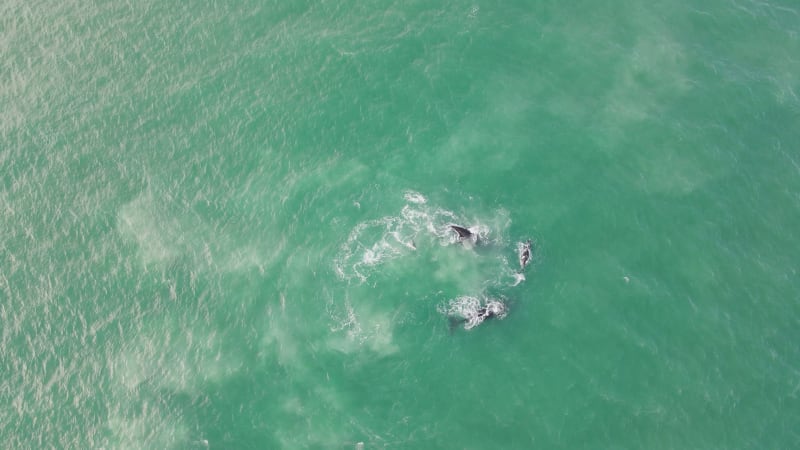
519;239;532;270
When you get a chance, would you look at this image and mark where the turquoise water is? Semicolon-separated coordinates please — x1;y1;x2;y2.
2;0;800;448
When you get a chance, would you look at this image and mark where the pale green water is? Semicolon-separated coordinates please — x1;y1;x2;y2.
2;1;800;448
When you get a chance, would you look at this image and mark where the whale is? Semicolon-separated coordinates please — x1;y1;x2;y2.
519;239;532;270
475;305;497;320
449;225;483;246
449;224;473;240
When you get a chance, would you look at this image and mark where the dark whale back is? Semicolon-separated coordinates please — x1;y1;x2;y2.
449;225;473;239
519;240;532;269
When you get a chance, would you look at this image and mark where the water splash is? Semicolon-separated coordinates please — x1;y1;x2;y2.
438;295;508;330
334;192;472;283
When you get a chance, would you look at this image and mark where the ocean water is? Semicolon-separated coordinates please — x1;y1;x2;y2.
2;0;800;448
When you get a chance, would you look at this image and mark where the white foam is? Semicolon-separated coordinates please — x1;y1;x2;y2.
335;215;419;282
403;190;427;204
440;295;508;330
334;192;483;283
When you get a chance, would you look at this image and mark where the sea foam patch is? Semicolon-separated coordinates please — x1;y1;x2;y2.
334;191;472;283
439;295;508;330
